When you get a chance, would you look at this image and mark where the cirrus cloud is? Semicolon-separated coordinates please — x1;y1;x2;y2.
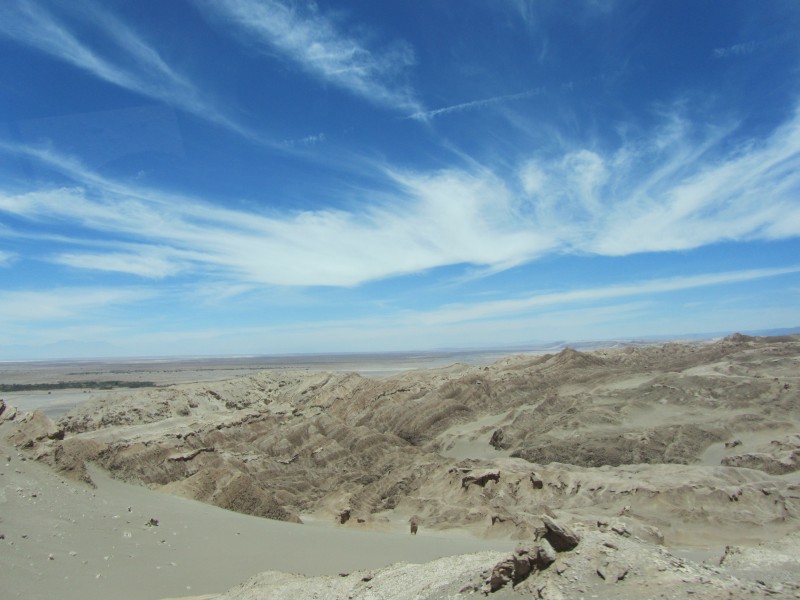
200;0;420;112
0;103;799;290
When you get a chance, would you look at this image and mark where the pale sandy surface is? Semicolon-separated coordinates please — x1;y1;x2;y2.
0;423;513;600
3;335;800;599
2;389;131;420
437;411;513;460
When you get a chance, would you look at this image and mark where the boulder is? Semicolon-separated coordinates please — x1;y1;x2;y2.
541;515;580;552
596;559;629;583
488;557;515;592
0;400;17;422
489;428;508;450
528;539;557;570
721;435;800;474
487;539;556;592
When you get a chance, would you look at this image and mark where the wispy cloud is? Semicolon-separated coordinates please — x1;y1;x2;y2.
409;88;543;122
200;0;420;112
518;105;800;255
413;267;800;325
0;149;555;286
712;31;799;60
52;248;188;279
0;1;250;138
0;251;15;266
115;272;794;354
0;287;152;323
1;101;799;290
713;41;757;59
282;132;327;147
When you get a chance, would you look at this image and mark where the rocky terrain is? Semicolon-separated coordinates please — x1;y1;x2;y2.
216;526;800;599
3;333;800;598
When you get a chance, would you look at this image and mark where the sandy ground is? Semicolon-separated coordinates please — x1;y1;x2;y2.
437;411;513;460
3;336;800;599
2;389;132;420
0;420;513;600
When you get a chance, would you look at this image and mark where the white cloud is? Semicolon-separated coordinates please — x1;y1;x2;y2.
202;0;419;111
0;1;249;137
409;88;543;122
0;144;557;286
411;267;800;326
713;41;757;58
518;107;800;255
53;249;186;279
593;113;800;254
0;287;153;323
283;132;327;147
0;251;14;266
519;162;546;196
1;103;799;290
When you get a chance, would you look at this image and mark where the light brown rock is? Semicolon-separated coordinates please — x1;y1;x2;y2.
541;515;580;552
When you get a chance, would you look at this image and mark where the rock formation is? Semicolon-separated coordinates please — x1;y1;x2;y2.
5;334;800;598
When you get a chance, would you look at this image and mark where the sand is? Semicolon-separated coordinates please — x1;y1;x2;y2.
0;425;513;600
2;334;800;598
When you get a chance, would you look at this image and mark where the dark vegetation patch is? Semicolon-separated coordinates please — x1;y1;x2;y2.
0;381;157;392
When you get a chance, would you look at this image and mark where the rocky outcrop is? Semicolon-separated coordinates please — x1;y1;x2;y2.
0;399;18;421
461;470;500;488
213;526;799;599
721;434;800;474
394;460;800;545
162;468;302;522
487;539;557;592
511;424;727;467
7;410;63;449
488;427;507;450
541;515;580;552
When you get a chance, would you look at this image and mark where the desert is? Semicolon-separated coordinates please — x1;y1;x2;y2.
1;333;799;599
4;2;800;598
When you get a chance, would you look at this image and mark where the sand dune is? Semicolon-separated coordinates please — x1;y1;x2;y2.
0;429;513;600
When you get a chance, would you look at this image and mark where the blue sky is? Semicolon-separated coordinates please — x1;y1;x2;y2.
1;0;799;359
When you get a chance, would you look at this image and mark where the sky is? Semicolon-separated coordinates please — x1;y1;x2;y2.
0;0;799;359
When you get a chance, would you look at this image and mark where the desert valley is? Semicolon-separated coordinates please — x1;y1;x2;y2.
1;333;799;599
